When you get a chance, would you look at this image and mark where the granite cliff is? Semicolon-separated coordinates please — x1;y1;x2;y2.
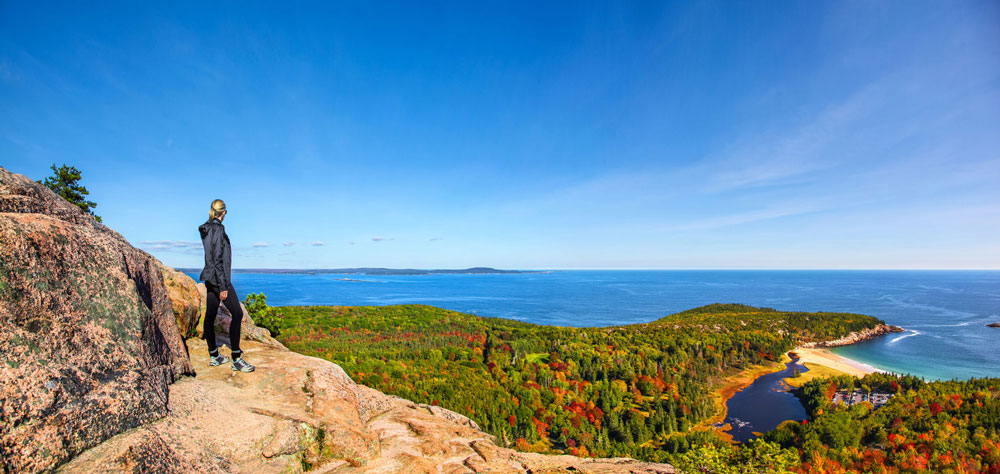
0;166;193;472
0;165;673;473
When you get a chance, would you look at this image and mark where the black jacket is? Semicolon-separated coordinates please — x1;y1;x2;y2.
198;218;232;289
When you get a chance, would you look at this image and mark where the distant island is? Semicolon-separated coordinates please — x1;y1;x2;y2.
175;267;545;275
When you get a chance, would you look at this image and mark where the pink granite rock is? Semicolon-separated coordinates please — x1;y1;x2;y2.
159;262;201;339
59;338;675;474
0;165;193;473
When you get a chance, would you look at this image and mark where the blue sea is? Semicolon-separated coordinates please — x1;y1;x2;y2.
184;270;1000;381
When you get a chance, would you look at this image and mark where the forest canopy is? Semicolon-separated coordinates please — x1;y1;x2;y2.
275;305;859;455
269;302;999;472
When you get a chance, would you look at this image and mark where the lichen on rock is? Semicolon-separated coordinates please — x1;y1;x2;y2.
0;166;193;473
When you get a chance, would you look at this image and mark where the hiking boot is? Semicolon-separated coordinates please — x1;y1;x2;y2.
209;354;229;366
232;357;255;373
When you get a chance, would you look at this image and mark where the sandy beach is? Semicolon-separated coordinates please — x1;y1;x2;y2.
790;347;884;377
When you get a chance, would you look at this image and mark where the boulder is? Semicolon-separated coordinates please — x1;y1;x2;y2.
0;165;194;473
158;262;200;339
988;323;1000;328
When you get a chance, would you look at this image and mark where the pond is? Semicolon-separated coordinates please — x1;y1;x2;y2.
722;355;810;442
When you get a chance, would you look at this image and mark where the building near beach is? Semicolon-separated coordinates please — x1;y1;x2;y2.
832;390;893;408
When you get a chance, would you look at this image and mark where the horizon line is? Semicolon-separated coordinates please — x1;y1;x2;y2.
174;267;1000;272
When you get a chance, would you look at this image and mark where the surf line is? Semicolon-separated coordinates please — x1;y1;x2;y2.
888;330;921;345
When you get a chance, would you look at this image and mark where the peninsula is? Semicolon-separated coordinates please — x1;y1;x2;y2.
272;302;887;461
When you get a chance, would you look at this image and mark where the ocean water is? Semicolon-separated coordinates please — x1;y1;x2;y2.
184;270;1000;381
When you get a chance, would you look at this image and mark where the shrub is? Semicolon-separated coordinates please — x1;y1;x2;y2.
243;292;284;336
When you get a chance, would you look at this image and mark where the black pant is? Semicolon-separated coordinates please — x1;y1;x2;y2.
204;281;243;356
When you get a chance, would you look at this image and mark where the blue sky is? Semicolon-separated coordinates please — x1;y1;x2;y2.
2;1;998;269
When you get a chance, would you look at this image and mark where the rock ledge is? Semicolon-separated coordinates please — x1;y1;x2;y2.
800;324;905;348
60;338;675;473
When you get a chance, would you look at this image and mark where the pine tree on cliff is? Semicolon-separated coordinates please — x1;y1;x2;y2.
37;163;102;222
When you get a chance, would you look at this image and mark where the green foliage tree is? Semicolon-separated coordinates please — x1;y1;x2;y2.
242;292;285;336
36;163;101;222
764;372;1000;472
269;301;903;464
261;300;1000;471
673;439;798;473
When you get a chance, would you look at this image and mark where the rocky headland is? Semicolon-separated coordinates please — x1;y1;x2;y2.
0;164;674;473
798;323;905;349
987;323;1000;328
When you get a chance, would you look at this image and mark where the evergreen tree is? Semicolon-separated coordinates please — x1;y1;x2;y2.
37;163;101;222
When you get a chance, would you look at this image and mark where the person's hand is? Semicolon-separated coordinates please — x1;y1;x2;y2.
220;290;228;301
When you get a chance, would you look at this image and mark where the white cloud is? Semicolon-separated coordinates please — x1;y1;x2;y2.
372;236;384;242
704;84;887;193
311;240;324;246
283;241;295;247
429;237;444;242
139;240;201;251
252;242;269;247
662;205;823;232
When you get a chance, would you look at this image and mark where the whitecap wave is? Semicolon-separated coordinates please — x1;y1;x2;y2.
915;284;964;294
889;330;921;344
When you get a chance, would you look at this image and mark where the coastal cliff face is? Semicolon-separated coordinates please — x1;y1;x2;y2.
800;323;905;348
0;166;194;472
0;165;673;474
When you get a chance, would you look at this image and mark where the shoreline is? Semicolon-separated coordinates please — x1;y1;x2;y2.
799;323;904;348
700;355;792;442
789;347;884;378
710;327;895;440
788;324;898;379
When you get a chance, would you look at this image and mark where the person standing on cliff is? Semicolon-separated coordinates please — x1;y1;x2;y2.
198;199;255;372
